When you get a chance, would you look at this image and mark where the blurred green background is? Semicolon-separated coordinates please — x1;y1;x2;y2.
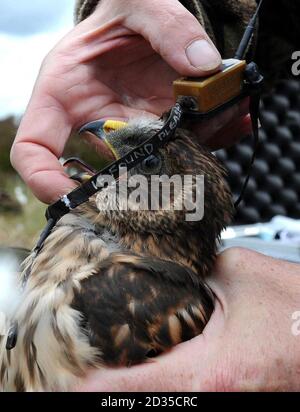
0;1;107;250
0;116;106;249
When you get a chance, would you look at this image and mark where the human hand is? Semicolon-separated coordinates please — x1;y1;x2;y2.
77;248;300;392
11;0;249;204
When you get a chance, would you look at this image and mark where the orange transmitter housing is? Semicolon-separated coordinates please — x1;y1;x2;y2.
173;58;247;113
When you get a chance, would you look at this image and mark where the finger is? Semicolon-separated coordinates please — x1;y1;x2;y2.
189;98;251;150
69;0;221;78
124;0;222;76
198;98;249;137
10;96;77;204
207;114;252;150
206;98;252;149
11;142;76;204
11;74;145;204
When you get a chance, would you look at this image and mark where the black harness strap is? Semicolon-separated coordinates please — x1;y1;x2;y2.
234;62;264;208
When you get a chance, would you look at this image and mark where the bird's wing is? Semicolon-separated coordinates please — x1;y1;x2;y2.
71;254;214;366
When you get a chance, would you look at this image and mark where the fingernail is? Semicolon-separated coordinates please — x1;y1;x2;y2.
186;39;221;71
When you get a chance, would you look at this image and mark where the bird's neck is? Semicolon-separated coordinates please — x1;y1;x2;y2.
120;231;216;277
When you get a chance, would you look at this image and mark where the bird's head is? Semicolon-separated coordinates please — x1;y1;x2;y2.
80;117;233;274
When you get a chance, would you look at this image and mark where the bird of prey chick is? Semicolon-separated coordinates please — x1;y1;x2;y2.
0;117;233;391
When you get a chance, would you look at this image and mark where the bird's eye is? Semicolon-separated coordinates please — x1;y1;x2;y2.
140;155;162;174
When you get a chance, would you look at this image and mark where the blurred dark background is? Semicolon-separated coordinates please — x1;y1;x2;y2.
216;77;300;224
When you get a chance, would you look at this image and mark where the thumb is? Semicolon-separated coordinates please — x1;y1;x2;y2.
125;0;222;76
